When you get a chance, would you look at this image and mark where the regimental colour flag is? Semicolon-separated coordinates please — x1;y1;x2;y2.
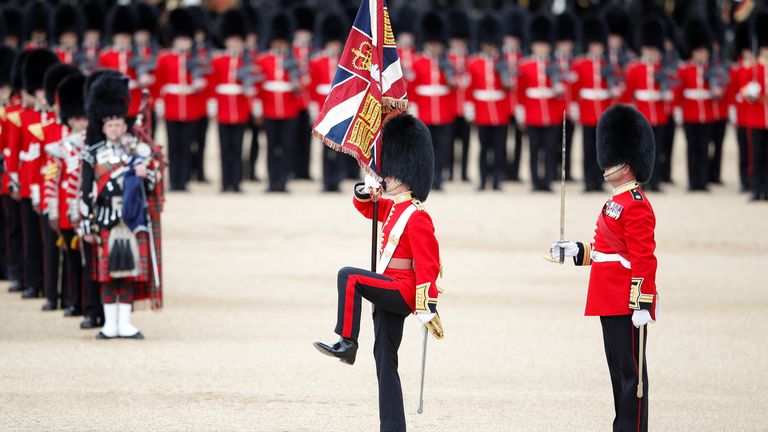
312;0;408;177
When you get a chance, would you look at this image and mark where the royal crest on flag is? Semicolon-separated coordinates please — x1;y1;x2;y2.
312;0;408;177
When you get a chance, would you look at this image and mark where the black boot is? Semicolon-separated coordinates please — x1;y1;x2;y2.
41;300;57;311
63;306;83;317
80;316;100;329
7;279;23;293
21;287;41;299
313;337;359;365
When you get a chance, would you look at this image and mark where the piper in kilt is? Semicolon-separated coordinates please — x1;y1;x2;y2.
80;73;162;340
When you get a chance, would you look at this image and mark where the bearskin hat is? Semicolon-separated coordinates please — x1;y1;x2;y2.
707;11;725;47
503;7;526;40
529;13;553;44
43;63;79;107
107;5;135;37
84;69;123;144
477;13;502;47
756;8;768;49
381;114;434;202
187;6;210;37
581;13;607;48
133;2;159;36
240;3;260;37
220;9;247;41
168;8;197;40
638;17;665;51
318;13;347;47
82;1;104;33
421;11;446;45
447;8;470;40
2;7;24;42
0;47;17;88
684;17;713;52
292;5;315;32
555;11;577;43
267;12;294;44
23;49;59;95
602;5;630;40
87;73;129;123
23;1;49;39
734;22;752;55
393;5;418;36
57;73;86;125
11;50;30;94
597;105;655;184
53;4;84;42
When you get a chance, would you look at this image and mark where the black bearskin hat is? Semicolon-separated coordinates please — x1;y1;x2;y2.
57;73;86;125
240;3;260;37
87;73;129;123
393;5;417;36
707;11;725;47
581;13;607;47
0;47;17;88
529;13;553;45
43;63;79;107
2;7;24;42
220;9;247;41
23;1;49;39
734;22;752;55
447;8;470;40
602;5;630;39
133;2;159;36
187;6;210;37
107;5;135;37
267;12;294;44
23;49;59;95
477;13;502;47
292;5;315;32
503;7;526;40
638;17;665;51
757;8;768;49
11;50;30;94
84;69;123;145
53;4;84;42
82;1;104;33
597;105;655;184
684;17;712;52
421;11;446;45
381;114;434;202
555;12;577;43
319;13;347;47
167;8;197;40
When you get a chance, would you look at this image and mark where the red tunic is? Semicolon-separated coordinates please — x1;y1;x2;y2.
516;56;566;127
18;108;50;202
410;54;457;125
352;193;441;311
293;43;312;110
467;54;510;126
256;51;302;120
1;99;23;195
99;48;142;117
675;61;717;124
447;49;470;118
44;130;83;230
572;55;613;127
621;59;671;126
39;121;64;215
742;62;768;129
308;52;338;109
210;53;251;124
155;50;207;122
54;47;78;65
729;59;754;128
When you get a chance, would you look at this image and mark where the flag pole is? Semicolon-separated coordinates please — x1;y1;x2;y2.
371;201;378;272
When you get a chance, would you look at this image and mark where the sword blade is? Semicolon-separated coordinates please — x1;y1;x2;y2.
559;113;566;264
417;326;428;414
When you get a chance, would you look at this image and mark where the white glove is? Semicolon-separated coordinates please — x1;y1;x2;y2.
632;309;652;328
206;99;217;118
550;241;579;260
251;100;264;118
728;106;737;124
673;107;683;125
745;81;761;101
363;174;381;193
568;102;580;123
416;312;436;324
515;105;526;125
463;102;475;122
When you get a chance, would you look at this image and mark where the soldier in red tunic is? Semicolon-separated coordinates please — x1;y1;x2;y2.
51;4;83;66
22;1;49;50
99;5;142;124
501;7;526;183
743;10;768;201
551;105;657;432
80;1;104;76
554;11;578;182
291;5;316;181
314;114;442;432
729;23;755;193
0;47;20;290
446;7;472;183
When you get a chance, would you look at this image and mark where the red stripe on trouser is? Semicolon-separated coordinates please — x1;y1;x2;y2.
341;273;400;338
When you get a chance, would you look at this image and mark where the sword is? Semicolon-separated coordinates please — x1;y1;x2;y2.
417;326;428;414
637;324;646;398
545;112;567;264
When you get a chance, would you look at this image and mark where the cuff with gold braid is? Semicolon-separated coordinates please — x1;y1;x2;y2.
415;282;444;339
573;242;592;266
628;277;654;311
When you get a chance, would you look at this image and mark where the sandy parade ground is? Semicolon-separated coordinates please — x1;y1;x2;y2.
1;122;767;432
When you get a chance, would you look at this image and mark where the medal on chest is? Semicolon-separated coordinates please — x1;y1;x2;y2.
603;199;624;220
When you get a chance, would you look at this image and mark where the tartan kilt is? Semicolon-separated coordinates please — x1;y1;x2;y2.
137;197;164;310
92;229;150;285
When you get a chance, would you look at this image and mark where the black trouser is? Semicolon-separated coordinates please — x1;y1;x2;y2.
374;307;408;432
293;110;312;179
428;124;452;190
263;118;296;190
218;123;246;191
751;129;768;197
166;120;196;190
450;116;471;181
82;241;102;321
0;196;5;279
582;126;604;191
61;229;82;311
247;119;261;180
42;215;64;305
660;117;676;183
528;125;559;190
506;117;524;182
600;315;648;432
648;125;666;190
322;146;343;192
683;122;712;191
737;127;752;191
20;198;42;294
191;117;209;182
2;196;23;285
477;125;507;190
709;119;727;183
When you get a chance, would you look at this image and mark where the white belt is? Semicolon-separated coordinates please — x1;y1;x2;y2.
683;89;713;100
215;83;245;95
263;81;294;93
635;90;662;102
472;89;505;102
415;84;450;97
163;84;194;95
579;88;610;101
591;250;631;269
19;144;41;162
525;87;555;99
316;84;331;95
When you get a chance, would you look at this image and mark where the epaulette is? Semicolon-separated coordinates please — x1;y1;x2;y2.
27;123;45;142
630;189;643;201
7;110;21;127
413;200;426;211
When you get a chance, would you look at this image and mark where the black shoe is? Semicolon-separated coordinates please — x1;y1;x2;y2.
7;280;23;293
21;288;40;299
41;300;57;311
313;337;358;365
63;307;82;317
80;316;100;329
95;332;116;340
121;332;145;340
